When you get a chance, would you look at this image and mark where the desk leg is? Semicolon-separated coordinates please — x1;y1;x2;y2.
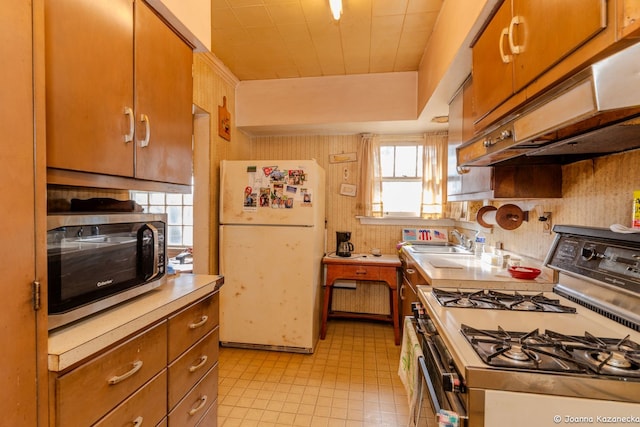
380;269;400;345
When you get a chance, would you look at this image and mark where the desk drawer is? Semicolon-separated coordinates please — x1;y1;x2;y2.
334;264;381;281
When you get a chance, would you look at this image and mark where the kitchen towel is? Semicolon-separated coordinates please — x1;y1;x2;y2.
398;316;424;425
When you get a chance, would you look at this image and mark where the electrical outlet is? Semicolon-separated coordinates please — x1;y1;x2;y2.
343;167;349;181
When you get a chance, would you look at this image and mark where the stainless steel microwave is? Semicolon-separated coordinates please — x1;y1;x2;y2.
47;213;167;330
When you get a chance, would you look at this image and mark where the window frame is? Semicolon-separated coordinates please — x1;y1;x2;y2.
378;138;425;218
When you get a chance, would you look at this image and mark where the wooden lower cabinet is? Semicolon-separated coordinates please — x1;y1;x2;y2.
49;293;220;427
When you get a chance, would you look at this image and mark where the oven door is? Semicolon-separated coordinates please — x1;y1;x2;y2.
415;333;467;426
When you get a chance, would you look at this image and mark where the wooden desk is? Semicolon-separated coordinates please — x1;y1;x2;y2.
321;254;401;345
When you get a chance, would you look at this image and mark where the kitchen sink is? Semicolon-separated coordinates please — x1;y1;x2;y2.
405;244;472;254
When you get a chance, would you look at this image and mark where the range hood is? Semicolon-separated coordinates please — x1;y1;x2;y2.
458;41;640;166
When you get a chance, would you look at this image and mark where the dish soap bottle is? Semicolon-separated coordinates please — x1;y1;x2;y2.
474;231;486;258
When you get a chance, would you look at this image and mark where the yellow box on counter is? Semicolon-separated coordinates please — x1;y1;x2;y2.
634;190;640;229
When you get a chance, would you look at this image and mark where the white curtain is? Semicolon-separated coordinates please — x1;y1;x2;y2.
420;132;447;219
358;132;447;219
357;134;383;217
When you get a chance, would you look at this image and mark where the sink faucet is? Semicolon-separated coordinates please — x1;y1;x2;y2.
451;229;470;249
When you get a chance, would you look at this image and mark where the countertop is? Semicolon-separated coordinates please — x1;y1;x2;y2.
48;273;223;372
403;247;555;291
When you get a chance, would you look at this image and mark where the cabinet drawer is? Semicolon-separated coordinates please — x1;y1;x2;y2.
334;265;381;281
94;370;167;427
168;327;219;409
55;321;168;427
168;365;218;427
168;294;219;361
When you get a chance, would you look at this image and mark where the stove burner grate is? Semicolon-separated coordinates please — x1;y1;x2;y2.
433;288;577;313
461;324;640;379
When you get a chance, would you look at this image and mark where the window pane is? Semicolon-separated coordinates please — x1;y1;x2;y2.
132;192;148;205
380;146;395;176
149;192;165;205
395;146;417;177
183;206;193;226
382;181;422;214
166;193;182;205
167;225;182;246
182;226;193;246
167;206;182;225
148;206;165;214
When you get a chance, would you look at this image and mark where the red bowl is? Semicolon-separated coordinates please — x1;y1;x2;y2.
508;266;541;280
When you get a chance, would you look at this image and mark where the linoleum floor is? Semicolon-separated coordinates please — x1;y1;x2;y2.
217;320;410;426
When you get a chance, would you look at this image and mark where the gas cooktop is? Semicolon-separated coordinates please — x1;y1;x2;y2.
461;324;640;380
432;288;577;313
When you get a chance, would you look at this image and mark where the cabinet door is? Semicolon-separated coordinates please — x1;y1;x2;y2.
45;0;135;177
0;2;44;425
472;0;514;121
134;1;193;185
512;0;606;92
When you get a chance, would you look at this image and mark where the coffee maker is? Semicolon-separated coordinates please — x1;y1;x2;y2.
336;231;354;257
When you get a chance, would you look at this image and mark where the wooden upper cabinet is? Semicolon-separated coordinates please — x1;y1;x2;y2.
511;0;606;91
472;0;607;123
45;0;194;186
134;1;193;184
472;0;514;123
45;0;135;177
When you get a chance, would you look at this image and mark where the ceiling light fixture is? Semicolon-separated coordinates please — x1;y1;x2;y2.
329;0;342;21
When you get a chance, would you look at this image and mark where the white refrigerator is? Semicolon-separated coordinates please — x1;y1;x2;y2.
219;159;326;353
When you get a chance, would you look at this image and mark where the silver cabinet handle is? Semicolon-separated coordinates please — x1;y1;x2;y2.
123;107;134;143
188;395;208;416
107;360;143;385
133;416;143;427
139;114;151;147
189;315;208;329
188;355;208;373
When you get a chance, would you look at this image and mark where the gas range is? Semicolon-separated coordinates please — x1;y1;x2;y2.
413;225;640;426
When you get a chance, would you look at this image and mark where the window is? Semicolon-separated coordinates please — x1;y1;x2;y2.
358;133;447;219
379;143;424;216
130;190;193;247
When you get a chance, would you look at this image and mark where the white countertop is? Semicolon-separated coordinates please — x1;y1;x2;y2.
403;247;555;291
48;273;223;372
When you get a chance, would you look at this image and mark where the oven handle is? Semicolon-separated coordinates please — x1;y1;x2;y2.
418;355;443;415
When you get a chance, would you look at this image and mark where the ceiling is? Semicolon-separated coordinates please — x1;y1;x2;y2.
211;0;445;81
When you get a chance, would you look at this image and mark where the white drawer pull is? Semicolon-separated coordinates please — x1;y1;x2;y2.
189;315;208;329
188;355;208;373
107;360;143;385
188;395;208;416
133;416;143;427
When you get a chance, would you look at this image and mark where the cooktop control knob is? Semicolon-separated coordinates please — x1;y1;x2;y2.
581;247;602;261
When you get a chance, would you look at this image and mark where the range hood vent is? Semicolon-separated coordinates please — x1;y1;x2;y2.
458;41;640;166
